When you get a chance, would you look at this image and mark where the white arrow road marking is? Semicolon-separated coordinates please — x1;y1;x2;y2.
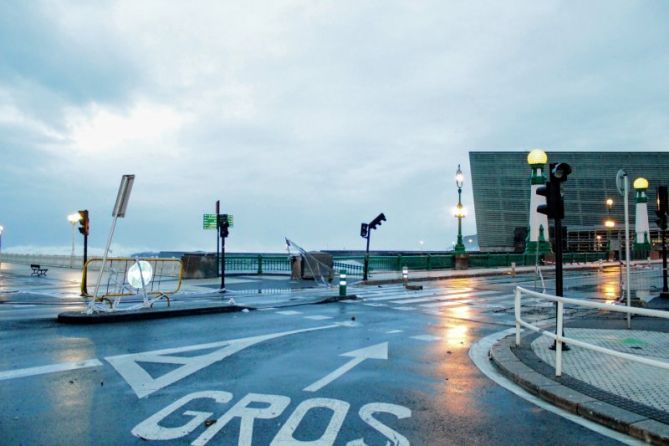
107;323;349;399
304;342;389;393
0;359;103;381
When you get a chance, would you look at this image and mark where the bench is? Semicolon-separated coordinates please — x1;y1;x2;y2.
30;264;48;277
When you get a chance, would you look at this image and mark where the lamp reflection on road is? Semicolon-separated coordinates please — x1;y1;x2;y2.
603;283;619;304
443;322;470;349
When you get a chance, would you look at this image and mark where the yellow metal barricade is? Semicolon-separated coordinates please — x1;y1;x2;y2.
81;257;183;312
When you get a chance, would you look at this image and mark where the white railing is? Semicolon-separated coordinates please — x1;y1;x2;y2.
514;285;669;377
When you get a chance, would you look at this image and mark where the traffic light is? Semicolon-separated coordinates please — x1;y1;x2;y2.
536;181;554;218
78;210;89;236
360;223;369;238
536;163;572;220
369;213;386;230
219;214;229;238
549;163;571;220
656;186;668;230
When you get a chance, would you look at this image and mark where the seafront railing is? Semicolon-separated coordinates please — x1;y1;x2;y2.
1;251;609;277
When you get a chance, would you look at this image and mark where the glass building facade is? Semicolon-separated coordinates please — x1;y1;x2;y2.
469;151;669;251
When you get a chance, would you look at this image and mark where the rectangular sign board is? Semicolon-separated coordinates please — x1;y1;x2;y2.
203;214;218;230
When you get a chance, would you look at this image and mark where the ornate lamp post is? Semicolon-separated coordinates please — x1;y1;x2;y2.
633;177;651;251
454;164;466;254
525;149;551;255
605;198;614;253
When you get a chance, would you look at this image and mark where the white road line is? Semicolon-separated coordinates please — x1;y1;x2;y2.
304;315;332;321
0;359;103;381
276;310;302;316
385;329;404;334
410;335;441;342
393;306;416;311
362;287;478;303
469;329;645;446
391;290;500;304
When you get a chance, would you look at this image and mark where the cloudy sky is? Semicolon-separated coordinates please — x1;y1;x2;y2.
1;1;668;255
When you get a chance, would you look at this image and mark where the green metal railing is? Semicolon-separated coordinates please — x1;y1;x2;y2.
221;252;609;276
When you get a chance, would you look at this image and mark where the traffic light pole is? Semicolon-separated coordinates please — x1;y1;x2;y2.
363;233;371;281
220;233;226;292
550;210;570;351
216;200;220;278
662;227;668;298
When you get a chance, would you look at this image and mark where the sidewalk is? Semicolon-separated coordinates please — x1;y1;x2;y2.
490;315;669;445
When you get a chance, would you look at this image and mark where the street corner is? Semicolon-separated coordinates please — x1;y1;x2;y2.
488;327;669;446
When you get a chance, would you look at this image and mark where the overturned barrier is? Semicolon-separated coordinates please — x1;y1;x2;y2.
81;257;183;314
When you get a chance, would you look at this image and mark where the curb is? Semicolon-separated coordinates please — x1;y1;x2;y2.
56;294;359;324
490;333;669;445
57;304;254;324
314;295;358;304
362;261;621;286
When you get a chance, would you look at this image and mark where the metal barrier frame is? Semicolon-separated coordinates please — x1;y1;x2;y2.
514;285;669;377
81;257;183;314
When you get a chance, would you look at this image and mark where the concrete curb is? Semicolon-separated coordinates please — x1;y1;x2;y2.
57;304;254;324
490;333;669;445
56;295;358;324
314;294;358;304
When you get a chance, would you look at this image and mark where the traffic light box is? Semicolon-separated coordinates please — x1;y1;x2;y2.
218;214;230;238
536;163;571;220
78;210;89;236
369;213;386;230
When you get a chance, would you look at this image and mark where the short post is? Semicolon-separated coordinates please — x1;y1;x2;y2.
555;300;564;377
511;262;516;277
402;266;408;287
339;270;347;297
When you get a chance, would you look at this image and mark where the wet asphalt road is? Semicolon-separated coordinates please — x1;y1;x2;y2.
0;269;629;445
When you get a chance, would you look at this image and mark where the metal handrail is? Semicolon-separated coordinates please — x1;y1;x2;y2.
514;285;669;377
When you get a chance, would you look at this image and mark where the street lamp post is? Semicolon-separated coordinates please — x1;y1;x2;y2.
0;225;4;271
67;213;80;268
454;164;466;254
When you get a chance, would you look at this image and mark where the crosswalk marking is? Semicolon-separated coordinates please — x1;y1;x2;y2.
391;290;500;305
420;293;514;309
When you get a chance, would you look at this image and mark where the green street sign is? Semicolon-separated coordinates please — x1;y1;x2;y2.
203;213;217;230
226;214;234;228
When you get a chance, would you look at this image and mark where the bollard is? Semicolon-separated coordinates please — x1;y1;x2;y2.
511;262;516;277
402;266;408;287
339;270;347;297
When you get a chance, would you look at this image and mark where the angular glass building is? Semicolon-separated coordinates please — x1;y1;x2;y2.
469;151;669;251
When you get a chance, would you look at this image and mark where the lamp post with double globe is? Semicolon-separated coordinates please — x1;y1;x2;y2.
454;165;466;254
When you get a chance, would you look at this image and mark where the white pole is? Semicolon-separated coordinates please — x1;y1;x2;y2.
90;215;119;312
556;300;564;377
515;287;521;346
70;223;75;268
624;175;631;329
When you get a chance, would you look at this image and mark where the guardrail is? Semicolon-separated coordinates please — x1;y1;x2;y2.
1;251;611;275
514;285;669;377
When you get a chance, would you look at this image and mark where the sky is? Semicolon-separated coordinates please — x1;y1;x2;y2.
1;1;669;255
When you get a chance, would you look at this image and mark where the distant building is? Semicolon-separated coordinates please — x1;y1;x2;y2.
469;151;669;252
